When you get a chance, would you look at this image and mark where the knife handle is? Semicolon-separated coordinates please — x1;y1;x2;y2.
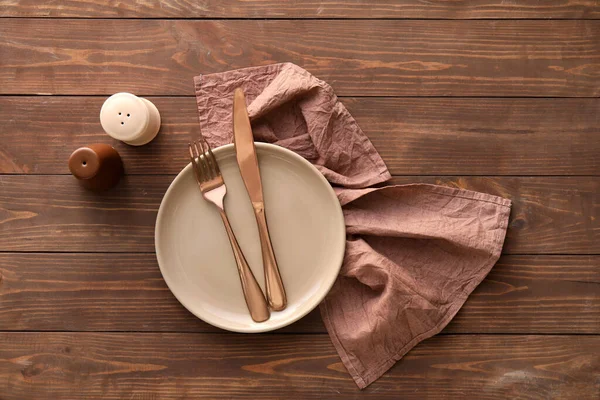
218;209;270;323
253;203;287;311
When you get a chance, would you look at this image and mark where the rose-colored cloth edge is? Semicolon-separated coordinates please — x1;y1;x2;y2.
194;62;392;189
323;183;511;388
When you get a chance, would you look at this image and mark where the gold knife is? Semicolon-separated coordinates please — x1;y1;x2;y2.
233;88;287;311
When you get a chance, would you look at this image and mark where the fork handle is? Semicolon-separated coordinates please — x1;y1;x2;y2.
218;209;270;323
253;203;287;311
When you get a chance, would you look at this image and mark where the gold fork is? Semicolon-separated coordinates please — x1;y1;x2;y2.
188;138;270;323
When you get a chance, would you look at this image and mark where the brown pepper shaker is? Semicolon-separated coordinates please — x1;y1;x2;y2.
68;144;124;191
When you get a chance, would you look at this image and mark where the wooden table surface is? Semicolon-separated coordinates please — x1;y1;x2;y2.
1;1;599;399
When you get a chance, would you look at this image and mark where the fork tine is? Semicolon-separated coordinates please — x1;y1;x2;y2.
200;138;216;178
195;140;212;180
191;140;200;172
193;140;208;182
193;140;201;159
188;142;203;183
196;139;208;176
202;137;221;177
189;141;200;161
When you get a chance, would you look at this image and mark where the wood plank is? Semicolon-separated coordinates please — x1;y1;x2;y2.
2;0;599;19
0;176;597;253
446;255;600;333
0;333;598;399
0;254;598;334
403;176;598;255
1;96;598;175
1;20;599;97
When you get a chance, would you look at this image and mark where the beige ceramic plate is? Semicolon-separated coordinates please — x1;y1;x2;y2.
155;143;345;333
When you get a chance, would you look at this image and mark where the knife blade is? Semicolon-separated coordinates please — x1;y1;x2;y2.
233;89;264;204
233;88;287;311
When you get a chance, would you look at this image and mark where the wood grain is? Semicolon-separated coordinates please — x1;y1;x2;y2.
1;20;599;97
0;176;597;253
1;96;598;175
403;176;598;255
2;0;599;19
1;1;598;397
1;332;598;399
0;254;598;334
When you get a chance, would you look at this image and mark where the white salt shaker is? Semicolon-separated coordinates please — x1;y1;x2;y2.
100;92;161;146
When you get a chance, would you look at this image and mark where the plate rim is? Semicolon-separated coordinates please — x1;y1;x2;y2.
155;142;346;333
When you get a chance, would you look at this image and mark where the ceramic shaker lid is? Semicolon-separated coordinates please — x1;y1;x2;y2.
68;144;124;191
100;92;160;146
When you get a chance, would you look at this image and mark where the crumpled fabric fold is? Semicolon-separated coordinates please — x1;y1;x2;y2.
194;63;511;388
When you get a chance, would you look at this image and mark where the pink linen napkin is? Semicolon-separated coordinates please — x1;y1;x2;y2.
194;63;511;389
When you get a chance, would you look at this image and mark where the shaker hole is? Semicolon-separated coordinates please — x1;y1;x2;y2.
118;112;122;115
82;161;87;166
121;122;124;125
127;114;131;117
